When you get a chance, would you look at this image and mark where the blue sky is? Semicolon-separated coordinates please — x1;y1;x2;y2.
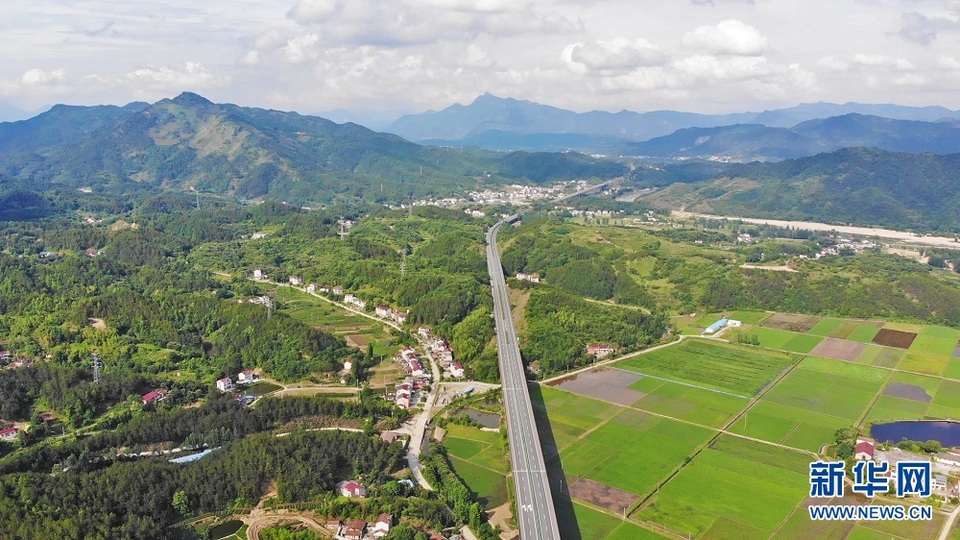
2;0;959;117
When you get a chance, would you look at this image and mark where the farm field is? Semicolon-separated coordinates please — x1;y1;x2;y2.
628;376;749;428
637;436;810;538
270;286;397;357
560;409;713;497
443;423;510;508
615;339;798;395
540;312;960;539
566;502;668;540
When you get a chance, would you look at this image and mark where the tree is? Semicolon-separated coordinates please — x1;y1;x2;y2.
172;490;189;516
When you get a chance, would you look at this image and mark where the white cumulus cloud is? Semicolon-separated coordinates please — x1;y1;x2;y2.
566;38;665;72
683;19;768;56
21;68;66;86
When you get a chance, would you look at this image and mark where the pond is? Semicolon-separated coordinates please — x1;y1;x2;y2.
464;408;501;429
245;382;282;397
871;421;960;446
208;519;242;539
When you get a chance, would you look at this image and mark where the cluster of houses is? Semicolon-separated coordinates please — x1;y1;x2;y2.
389;346;430;409
326;513;392;540
515;272;541;283
806;238;878;260
856;437;960;494
419;326;463;378
216;369;259;393
374;304;409;325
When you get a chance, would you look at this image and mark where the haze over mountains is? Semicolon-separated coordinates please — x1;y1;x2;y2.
386;93;960;159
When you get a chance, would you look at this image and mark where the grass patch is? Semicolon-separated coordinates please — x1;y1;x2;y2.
808;317;844;336
616;339;798;395
448;456;509;508
847;325;881;343
728;400;850;452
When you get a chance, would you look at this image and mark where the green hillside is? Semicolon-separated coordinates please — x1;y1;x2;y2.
0;93;627;207
639;148;960;232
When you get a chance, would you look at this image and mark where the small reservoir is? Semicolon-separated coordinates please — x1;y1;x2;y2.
871;421;960;446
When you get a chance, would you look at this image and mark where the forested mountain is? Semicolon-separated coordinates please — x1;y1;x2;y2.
386;93;959;152
622;114;960;161
0;93;626;206
638;148;960;232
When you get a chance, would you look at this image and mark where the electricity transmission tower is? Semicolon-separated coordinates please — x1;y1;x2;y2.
92;353;102;385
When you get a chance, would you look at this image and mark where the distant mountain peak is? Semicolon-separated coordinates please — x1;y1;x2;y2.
170;92;213;106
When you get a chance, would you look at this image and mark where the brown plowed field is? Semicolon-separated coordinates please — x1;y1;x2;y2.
872;329;917;349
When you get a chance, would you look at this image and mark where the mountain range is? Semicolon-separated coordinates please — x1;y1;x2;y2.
0;93;626;206
386;93;960;158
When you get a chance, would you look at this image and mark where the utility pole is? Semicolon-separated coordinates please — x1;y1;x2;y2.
92;353;102;385
339;216;347;240
400;248;407;278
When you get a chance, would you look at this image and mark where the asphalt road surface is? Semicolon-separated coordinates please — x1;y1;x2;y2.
486;217;561;540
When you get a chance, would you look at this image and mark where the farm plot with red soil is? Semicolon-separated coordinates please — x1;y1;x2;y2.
568;476;639;514
809;338;867;362
872;329;918;349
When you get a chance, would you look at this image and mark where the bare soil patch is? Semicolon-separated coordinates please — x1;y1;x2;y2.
507;287;531;338
810;338;867;361
88;317;106;329
883;382;932;403
547;367;645;406
568;476;638;514
762;313;821;333
873;329;918;349
345;335;368;348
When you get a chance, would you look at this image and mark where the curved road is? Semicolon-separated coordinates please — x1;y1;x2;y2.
486;217;561;540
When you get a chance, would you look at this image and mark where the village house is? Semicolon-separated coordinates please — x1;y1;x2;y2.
449;362;465;378
216;377;234;392
376;305;392;318
371;513;392;538
392;310;408;325
418;326;432;339
253;269;265;280
934;473;950;492
306;283;317;294
341;520;366;540
343;360;353;372
0;426;19;442
237;370;258;384
332;286;344;296
409;360;424;378
854;437;876;461
7;359;33;370
251;232;267;240
0;350;11;361
345;294;367;310
324;519;342;533
141;390;168;406
319;286;331;293
586;343;615;358
380;431;400;444
289;276;302;286
516;272;541;283
338;480;366;498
